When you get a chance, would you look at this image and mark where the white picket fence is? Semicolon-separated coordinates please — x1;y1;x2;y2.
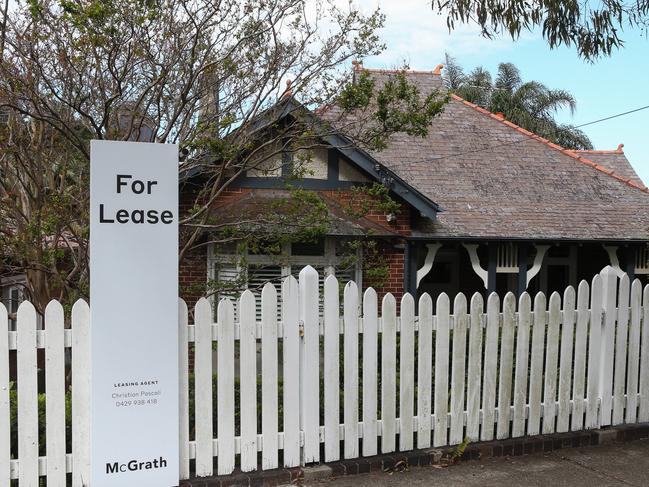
3;266;649;485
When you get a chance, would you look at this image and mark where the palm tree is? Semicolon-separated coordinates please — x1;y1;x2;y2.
443;55;593;150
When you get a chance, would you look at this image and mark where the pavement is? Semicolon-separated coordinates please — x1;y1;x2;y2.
310;439;649;487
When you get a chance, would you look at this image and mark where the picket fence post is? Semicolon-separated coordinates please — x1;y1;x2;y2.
299;266;320;464
0;304;9;486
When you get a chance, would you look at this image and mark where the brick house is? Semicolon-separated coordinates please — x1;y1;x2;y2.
177;65;649;313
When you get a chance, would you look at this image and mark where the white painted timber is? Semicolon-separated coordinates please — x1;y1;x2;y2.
416;293;433;449
466;293;484;441
450;293;468;445
324;275;341;462
399;293;415;451
17;302;39;487
481;293;499;441
571;281;589;431
626;280;642;423
542;292;561;434
497;293;515;440
71;299;90;487
586;275;603;429
45;301;66;486
528;293;546;436
434;293;450;447
344;281;360;459
557;286;576;433
362;288;379;456
179;299;190;479
282;276;301;467
194;298;214;477
381;293;397;453
217;299;236;475
612;274;630;425
512;293;531;437
639;284;649;422
0;304;8;487
239;291;258;472
299;266;320;464
600;266;617;426
261;283;279;470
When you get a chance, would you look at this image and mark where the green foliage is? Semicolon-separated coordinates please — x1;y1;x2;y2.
433;0;649;60
443;55;593;150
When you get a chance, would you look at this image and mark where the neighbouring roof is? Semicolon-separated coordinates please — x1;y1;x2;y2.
333;67;649;242
208;189;399;237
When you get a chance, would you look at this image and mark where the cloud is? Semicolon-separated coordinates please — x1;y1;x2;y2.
355;0;532;69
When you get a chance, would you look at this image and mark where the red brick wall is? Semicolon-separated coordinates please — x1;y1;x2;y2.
178;186;412;311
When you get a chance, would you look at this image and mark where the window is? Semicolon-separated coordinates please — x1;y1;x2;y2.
4;285;24;331
208;237;362;319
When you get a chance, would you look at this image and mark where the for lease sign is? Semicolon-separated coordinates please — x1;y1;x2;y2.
90;140;179;487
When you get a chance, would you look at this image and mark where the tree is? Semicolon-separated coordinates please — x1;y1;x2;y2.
0;0;447;311
433;0;649;60
444;55;592;150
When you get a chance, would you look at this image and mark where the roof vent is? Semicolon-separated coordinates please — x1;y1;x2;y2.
433;64;444;75
617;143;625;152
495;112;505;120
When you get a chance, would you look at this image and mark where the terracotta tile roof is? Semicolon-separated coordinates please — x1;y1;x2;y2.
336;68;649;241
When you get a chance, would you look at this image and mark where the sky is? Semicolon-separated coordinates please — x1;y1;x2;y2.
357;0;649;184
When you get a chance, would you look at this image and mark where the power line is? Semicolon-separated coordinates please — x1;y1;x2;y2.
575;104;649;128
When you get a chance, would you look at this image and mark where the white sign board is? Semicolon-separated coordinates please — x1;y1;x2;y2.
90;140;179;486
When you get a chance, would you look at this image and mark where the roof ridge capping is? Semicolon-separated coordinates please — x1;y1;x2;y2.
351;60;444;76
575;143;625;154
450;93;649;195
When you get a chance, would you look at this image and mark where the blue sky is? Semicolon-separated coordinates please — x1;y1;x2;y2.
359;0;649;184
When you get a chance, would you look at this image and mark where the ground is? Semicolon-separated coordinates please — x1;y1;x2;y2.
309;439;649;487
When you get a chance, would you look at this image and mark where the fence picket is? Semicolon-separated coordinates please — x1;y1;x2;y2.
0;305;7;486
399;294;415;451
179;299;190;479
542;292;561;434
45;301;66;486
528;293;546;436
194;297;214;477
71;299;90;487
481;293;499;442
299;266;320;464
239;291;258;471
344;282;360;458
262;283;279;469
7;270;649;483
324;275;340;462
497;292;515;440
466;294;484;441
282;276;301;467
434;293;450;447
362;288;379;456
17;302;38;487
639;285;649;422
586;275;603;429
626;280;642;423
217;299;236;475
416;293;433;449
450;293;468;444
557;286;576;433
512;293;531;437
613;275;630;425
600;267;617;426
572;281;589;431
381;293;397;453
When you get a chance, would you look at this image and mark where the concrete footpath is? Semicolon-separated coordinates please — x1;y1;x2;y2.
310;439;649;487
